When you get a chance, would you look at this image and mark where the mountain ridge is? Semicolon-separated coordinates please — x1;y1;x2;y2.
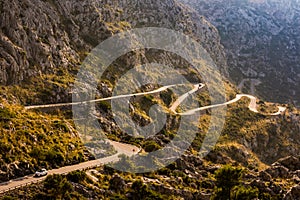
180;0;300;105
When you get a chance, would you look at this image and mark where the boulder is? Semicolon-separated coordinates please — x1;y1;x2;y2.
266;165;290;178
109;174;126;192
283;185;300;200
275;156;300;171
259;170;272;182
292;170;300;178
250;180;275;196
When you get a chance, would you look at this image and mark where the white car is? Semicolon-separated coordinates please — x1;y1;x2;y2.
34;168;48;177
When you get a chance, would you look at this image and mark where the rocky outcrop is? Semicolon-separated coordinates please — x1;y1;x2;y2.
283;185;300;200
0;0;81;85
263;156;300;180
275;156;300;171
0;0;227;102
252;155;300;198
266;165;290;179
109;174;126;192
0;161;35;182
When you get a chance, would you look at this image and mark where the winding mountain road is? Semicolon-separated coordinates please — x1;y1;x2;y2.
25;84;181;110
0;141;139;194
181;94;286;116
0;83;286;193
25;82;285;116
181;94;259;115
170;83;204;113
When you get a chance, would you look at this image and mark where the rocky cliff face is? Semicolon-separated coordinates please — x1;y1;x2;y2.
180;0;300;105
0;0;227;92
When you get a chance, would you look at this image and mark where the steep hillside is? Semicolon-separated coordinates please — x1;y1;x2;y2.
0;0;299;199
0;0;228;105
180;0;300;105
0;0;230;182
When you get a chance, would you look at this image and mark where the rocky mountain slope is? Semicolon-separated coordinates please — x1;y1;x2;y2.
0;0;299;199
0;0;227;104
180;0;300;105
0;0;229;183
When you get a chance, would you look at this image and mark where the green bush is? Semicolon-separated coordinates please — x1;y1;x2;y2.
97;100;111;112
45;149;65;166
0;107;15;119
231;185;259;200
67;170;87;183
43;174;73;198
131;180;164;200
1;196;17;200
29;147;46;160
143;140;160;152
212;165;244;200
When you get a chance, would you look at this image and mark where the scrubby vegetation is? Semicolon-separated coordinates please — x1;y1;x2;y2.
212;165;258;200
0;98;88;181
2;160;295;200
0;65;77;106
0;75;298;198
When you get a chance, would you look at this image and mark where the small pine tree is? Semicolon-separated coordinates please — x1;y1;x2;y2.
212;165;259;200
212;165;244;200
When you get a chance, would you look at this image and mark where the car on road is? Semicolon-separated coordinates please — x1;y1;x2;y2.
34;168;48;177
